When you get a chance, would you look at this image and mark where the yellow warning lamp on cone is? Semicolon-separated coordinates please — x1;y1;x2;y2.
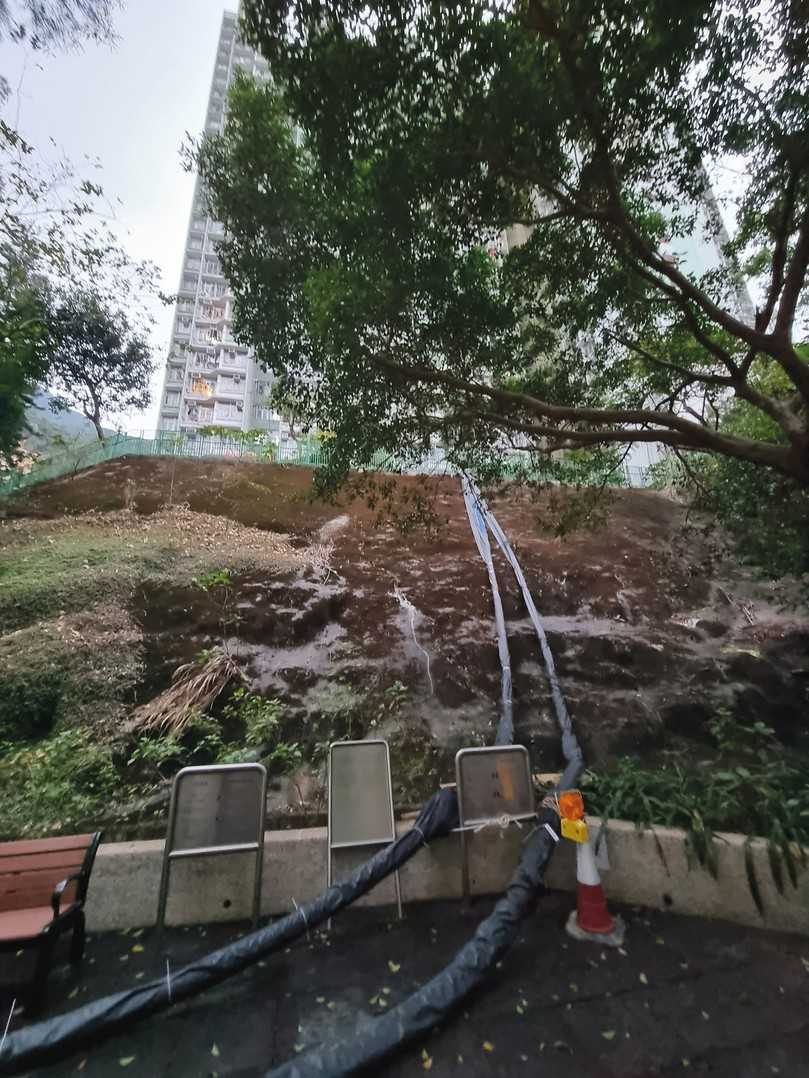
558;790;589;843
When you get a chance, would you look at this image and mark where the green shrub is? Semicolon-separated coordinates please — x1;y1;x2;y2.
222;688;282;747
127;712;229;782
0;669;65;742
0;728;121;839
584;712;809;912
127;733;186;781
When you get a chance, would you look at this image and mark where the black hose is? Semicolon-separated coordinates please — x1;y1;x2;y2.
266;481;577;1077
0;791;458;1075
266;808;562;1078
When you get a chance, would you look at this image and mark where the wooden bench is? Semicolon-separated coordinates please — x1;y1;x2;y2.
0;832;102;1013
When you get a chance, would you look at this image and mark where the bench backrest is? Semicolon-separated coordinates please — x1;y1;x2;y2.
0;833;101;912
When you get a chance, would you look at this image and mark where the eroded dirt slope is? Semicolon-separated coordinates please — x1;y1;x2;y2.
4;456;807;823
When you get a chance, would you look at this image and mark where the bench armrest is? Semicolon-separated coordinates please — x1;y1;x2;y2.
52;873;84;918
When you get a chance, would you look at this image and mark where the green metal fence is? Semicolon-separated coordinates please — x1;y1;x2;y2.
0;431;332;498
0;431;654;499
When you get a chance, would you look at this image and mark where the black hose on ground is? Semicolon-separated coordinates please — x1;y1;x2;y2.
2;475;579;1078
266;480;578;1077
266;808;562;1078
0;790;459;1075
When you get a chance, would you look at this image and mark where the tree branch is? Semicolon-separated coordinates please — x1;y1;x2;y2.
757;167;799;332
774;202;809;340
607;330;734;387
447;402;794;475
370;351;802;476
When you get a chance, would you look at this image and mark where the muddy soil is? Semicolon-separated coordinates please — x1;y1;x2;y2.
6;457;809;825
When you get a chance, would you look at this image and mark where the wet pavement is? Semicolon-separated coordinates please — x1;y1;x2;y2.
3;891;808;1077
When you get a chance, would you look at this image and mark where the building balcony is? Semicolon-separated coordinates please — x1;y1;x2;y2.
218;353;247;372
188;358;219;375
197;307;226;324
185;386;216;401
183;409;215;426
214;383;245;400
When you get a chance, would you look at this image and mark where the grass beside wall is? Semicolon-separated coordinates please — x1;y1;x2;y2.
584;713;809;913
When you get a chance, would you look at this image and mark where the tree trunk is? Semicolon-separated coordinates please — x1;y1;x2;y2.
90;413;105;442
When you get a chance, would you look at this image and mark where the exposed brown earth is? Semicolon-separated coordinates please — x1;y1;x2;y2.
4;456;808;825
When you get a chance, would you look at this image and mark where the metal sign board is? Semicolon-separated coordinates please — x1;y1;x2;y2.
455;746;534;827
157;763;268;934
328;740;396;848
327;740;402;918
455;746;535;900
171;767;265;852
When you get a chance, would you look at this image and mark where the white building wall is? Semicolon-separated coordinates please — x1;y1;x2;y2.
157;10;288;441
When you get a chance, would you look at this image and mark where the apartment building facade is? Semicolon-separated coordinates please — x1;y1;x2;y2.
157;10;286;440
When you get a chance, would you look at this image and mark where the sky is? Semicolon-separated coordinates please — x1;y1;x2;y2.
0;0;236;432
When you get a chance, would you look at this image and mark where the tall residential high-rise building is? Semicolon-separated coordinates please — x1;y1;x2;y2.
157;10;286;440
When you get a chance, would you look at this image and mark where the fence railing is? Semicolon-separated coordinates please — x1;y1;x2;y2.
0;431;655;498
0;432;331;497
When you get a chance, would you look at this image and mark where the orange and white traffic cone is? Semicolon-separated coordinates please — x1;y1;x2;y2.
565;837;625;947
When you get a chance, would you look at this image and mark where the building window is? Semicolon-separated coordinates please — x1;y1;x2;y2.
165;390;180;406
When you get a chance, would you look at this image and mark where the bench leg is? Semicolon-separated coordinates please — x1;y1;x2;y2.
69;910;86;965
27;935;55;1016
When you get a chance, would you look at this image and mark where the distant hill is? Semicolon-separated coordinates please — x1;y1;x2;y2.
23;388;111;455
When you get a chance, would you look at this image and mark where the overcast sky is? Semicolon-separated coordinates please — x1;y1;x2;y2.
0;0;235;431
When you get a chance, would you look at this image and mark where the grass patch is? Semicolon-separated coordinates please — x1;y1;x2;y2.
0;507;301;633
0;728;124;839
0;605;143;739
0;528;177;631
584;712;809;912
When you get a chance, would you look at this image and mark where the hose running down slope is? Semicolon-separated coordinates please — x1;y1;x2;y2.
264;478;583;1077
0;476;580;1077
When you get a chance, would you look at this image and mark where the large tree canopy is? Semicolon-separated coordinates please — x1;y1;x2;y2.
197;0;809;487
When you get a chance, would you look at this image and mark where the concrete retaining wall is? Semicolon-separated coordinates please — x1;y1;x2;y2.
86;818;809;936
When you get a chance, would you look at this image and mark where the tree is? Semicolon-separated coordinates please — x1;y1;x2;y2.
0;269;52;466
0;117;167;461
47;290;153;440
0;0;120;100
0;0;117;47
195;0;809;490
